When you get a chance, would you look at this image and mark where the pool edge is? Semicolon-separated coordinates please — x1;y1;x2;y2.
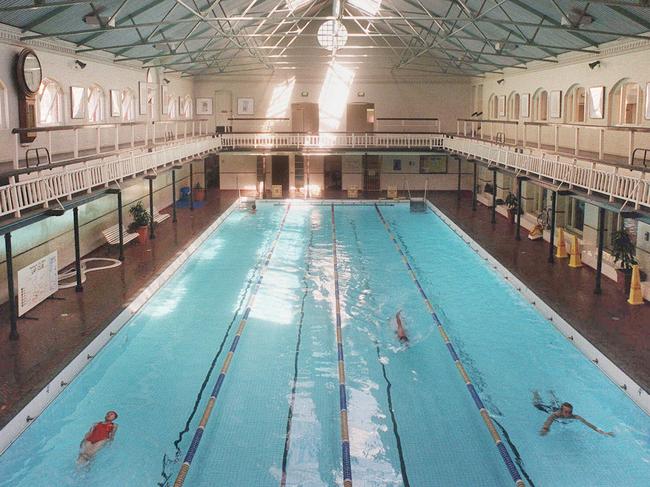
0;198;240;454
426;200;650;416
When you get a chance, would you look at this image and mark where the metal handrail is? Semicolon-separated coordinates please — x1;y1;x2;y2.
632;148;650;167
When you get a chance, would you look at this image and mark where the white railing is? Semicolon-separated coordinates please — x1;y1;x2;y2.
1;137;220;218
220;132;446;150
444;137;650;211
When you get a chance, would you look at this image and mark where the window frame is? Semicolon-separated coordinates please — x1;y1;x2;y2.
37;78;64;126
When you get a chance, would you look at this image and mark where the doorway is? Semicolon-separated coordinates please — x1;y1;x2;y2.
363;154;380;191
271;155;290;195
324;155;342;191
204;155;220;188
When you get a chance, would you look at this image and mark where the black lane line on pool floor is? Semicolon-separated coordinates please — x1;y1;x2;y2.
157;227;279;487
349;218;410;487
280;220;314;487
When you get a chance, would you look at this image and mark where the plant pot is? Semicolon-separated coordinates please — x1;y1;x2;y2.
194;189;205;202
136;225;149;244
616;268;633;294
507;209;515;224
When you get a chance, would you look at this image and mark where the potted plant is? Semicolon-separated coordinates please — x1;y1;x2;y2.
193;182;205;202
504;192;518;224
611;229;637;293
129;201;151;244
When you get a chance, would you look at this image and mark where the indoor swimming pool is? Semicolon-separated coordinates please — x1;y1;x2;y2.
0;201;648;487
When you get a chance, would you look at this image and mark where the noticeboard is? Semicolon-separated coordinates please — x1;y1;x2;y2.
18;251;58;316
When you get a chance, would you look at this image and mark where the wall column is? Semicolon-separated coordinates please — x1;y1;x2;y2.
548;191;557;264
595;207;606;295
73;207;83;292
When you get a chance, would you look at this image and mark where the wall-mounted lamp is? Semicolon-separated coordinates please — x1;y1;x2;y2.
300;90;309;97
588;60;601;70
496;78;505;85
163;78;170;84
357;91;365;97
74;60;87;70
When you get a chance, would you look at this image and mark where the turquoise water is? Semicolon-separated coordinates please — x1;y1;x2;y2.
0;202;648;486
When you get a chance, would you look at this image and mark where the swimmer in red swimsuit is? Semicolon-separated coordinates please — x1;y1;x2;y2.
77;411;118;464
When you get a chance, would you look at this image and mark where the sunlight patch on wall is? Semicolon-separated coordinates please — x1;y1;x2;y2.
265;77;296;119
319;63;355;132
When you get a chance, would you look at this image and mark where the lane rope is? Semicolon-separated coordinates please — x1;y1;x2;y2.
330;204;353;487
374;204;526;487
172;203;292;487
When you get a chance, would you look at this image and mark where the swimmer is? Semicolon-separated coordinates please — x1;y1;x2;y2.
395;311;408;344
535;397;613;437
251;201;257;213
77;411;119;464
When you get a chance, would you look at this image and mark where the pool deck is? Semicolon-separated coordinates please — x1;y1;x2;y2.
428;191;650;394
0;189;238;428
0;188;647;430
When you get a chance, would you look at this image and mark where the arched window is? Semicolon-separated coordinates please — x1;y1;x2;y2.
37;78;64;126
508;92;520;120
0;80;8;129
565;85;586;123
181;95;192;119
533;89;548;121
167;94;178;119
488;94;498;119
121;88;135;122
87;84;105;122
610;79;642;125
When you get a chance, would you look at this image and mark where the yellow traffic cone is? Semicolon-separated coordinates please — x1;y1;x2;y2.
568;235;582;268
628;265;644;305
555;227;568;258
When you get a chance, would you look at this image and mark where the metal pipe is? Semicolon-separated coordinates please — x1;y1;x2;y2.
5;233;18;340
172;169;177;223
472;161;477;211
516;177;522;240
148;178;156;239
117;190;124;261
595;207;605;294
491;169;497;224
73;207;83;292
457;157;462;200
190;162;194;211
548;191;556;264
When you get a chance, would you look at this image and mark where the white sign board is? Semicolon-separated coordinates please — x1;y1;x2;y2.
18;251;58;316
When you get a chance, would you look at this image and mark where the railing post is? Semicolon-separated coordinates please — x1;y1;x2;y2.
598;128;604;160
13;134;19;169
537;125;541;149
491;168;497;223
595;207;605;295
554;125;559;152
628;130;635;164
117;190;124;261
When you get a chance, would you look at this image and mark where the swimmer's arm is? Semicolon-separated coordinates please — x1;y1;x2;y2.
109;425;118;441
575;415;615;436
80;423;97;446
540;413;557;435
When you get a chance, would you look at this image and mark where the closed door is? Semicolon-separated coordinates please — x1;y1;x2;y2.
292;103;319;133
324;155;342;190
347;103;375;133
363;154;380;191
272;156;290;194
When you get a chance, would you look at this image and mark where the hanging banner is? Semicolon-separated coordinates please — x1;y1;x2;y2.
18;251;58;316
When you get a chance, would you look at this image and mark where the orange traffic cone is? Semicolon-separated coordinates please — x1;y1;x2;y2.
628;265;644;305
555;227;568;258
568;235;582;268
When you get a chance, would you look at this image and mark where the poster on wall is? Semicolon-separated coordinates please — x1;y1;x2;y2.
196;97;213;115
521;93;530;118
18;251;58;317
550;90;562;118
237;97;254;115
497;96;506;117
588;86;605;119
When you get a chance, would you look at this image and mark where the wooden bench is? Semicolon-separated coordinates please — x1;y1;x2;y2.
152;207;170;224
102;224;138;246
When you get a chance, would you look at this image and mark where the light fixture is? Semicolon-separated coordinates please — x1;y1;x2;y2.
74;60;87;70
497;78;505;85
301;90;309;97
357;91;365;97
588;60;600;70
163;78;170;84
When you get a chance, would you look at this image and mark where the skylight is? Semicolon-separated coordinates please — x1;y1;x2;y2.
348;0;381;16
317;20;348;51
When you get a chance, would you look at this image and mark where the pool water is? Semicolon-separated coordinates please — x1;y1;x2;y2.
0;202;648;486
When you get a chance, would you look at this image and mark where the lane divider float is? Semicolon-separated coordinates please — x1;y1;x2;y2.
374;204;525;487
330;204;353;487
173;203;292;487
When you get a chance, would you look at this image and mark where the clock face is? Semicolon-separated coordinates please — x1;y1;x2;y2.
19;50;42;94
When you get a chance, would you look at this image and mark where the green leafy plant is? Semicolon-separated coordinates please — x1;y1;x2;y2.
129;201;150;228
194;182;202;189
611;229;637;270
504;192;518;211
